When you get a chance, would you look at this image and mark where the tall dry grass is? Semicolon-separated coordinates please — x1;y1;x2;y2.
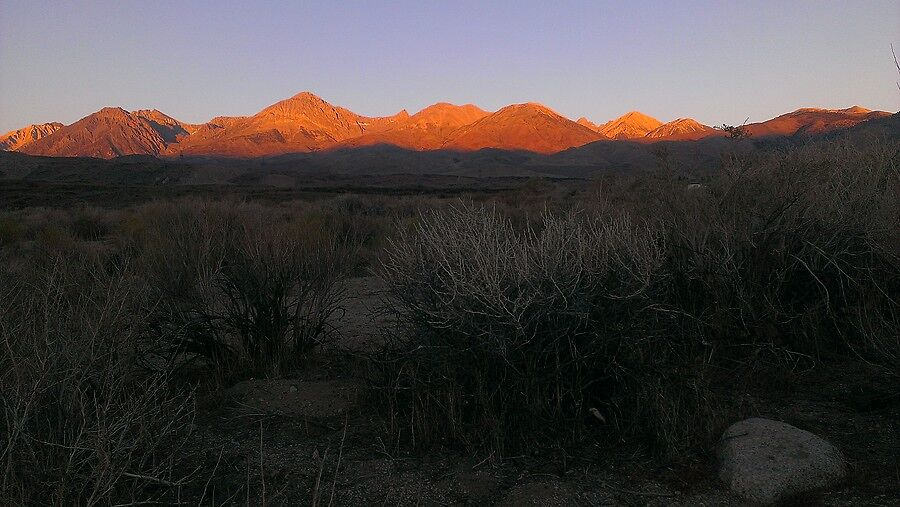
0;245;195;505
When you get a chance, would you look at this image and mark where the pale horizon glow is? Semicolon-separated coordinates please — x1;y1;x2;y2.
1;1;899;133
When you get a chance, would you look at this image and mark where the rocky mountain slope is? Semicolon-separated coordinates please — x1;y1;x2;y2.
20;108;175;158
339;103;489;150
646;118;721;141
583;111;663;139
168;92;409;157
0;122;63;151
745;106;891;138
442;103;603;154
5;92;891;159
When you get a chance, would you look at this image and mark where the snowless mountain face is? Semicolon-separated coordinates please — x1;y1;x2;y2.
132;109;199;141
19;108;176;158
744;106;892;137
5;92;891;159
442;103;604;154
645;118;721;140
169;91;410;157
576;117;602;132
0;122;63;151
592;111;664;139
340;103;490;151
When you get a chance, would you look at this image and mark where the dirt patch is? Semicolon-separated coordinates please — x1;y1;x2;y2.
496;479;591;506
226;378;358;420
334;276;392;351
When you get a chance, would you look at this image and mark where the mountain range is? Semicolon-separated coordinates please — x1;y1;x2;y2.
1;91;891;159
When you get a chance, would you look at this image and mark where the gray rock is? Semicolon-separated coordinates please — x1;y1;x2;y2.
718;417;847;504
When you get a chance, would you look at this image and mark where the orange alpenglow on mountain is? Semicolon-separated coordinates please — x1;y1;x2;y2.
3;92;892;159
20;108;176;158
744;106;890;137
340;103;489;150
442;103;603;154
582;111;664;139
171;91;409;157
0;122;64;151
645;118;721;141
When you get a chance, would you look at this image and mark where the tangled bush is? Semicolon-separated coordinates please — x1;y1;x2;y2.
0;249;194;505
371;205;729;454
370;138;899;456
130;200;354;381
664;140;899;367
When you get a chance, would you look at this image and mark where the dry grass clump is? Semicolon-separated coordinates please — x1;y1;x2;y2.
127;199;356;381
0;248;194;505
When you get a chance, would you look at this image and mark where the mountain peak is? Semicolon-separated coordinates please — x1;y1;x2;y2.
412;102;487;118
0;122;64;151
289;91;325;101
336;103;489;151
621;110;654;120
265;92;333;113
133;108;164;115
596;111;663;139
576;117;601;132
20;107;171;158
417;102;483;113
748;105;890;137
133;109;188;126
495;102;559;117
96;107;131;118
442;102;601;154
790;106;874;115
666;118;703;127
645;118;717;140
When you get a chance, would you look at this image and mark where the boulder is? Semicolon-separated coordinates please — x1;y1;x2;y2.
718;417;847;504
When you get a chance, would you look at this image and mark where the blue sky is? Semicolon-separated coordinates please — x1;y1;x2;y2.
1;0;898;132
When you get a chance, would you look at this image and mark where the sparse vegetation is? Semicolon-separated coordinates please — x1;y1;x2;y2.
129;200;356;381
369;137;899;456
719;122;751;139
370;204;732;455
0;246;195;505
0;135;897;503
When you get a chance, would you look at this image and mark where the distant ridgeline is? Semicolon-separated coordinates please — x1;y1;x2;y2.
1;91;892;160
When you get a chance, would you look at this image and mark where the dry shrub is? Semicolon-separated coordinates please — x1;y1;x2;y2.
127;199;354;381
0;248;194;505
67;204;115;241
664;139;899;368
0;214;25;247
369;138;899;456
371;204;732;455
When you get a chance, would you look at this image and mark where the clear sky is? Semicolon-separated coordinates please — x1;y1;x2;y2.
1;1;898;132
